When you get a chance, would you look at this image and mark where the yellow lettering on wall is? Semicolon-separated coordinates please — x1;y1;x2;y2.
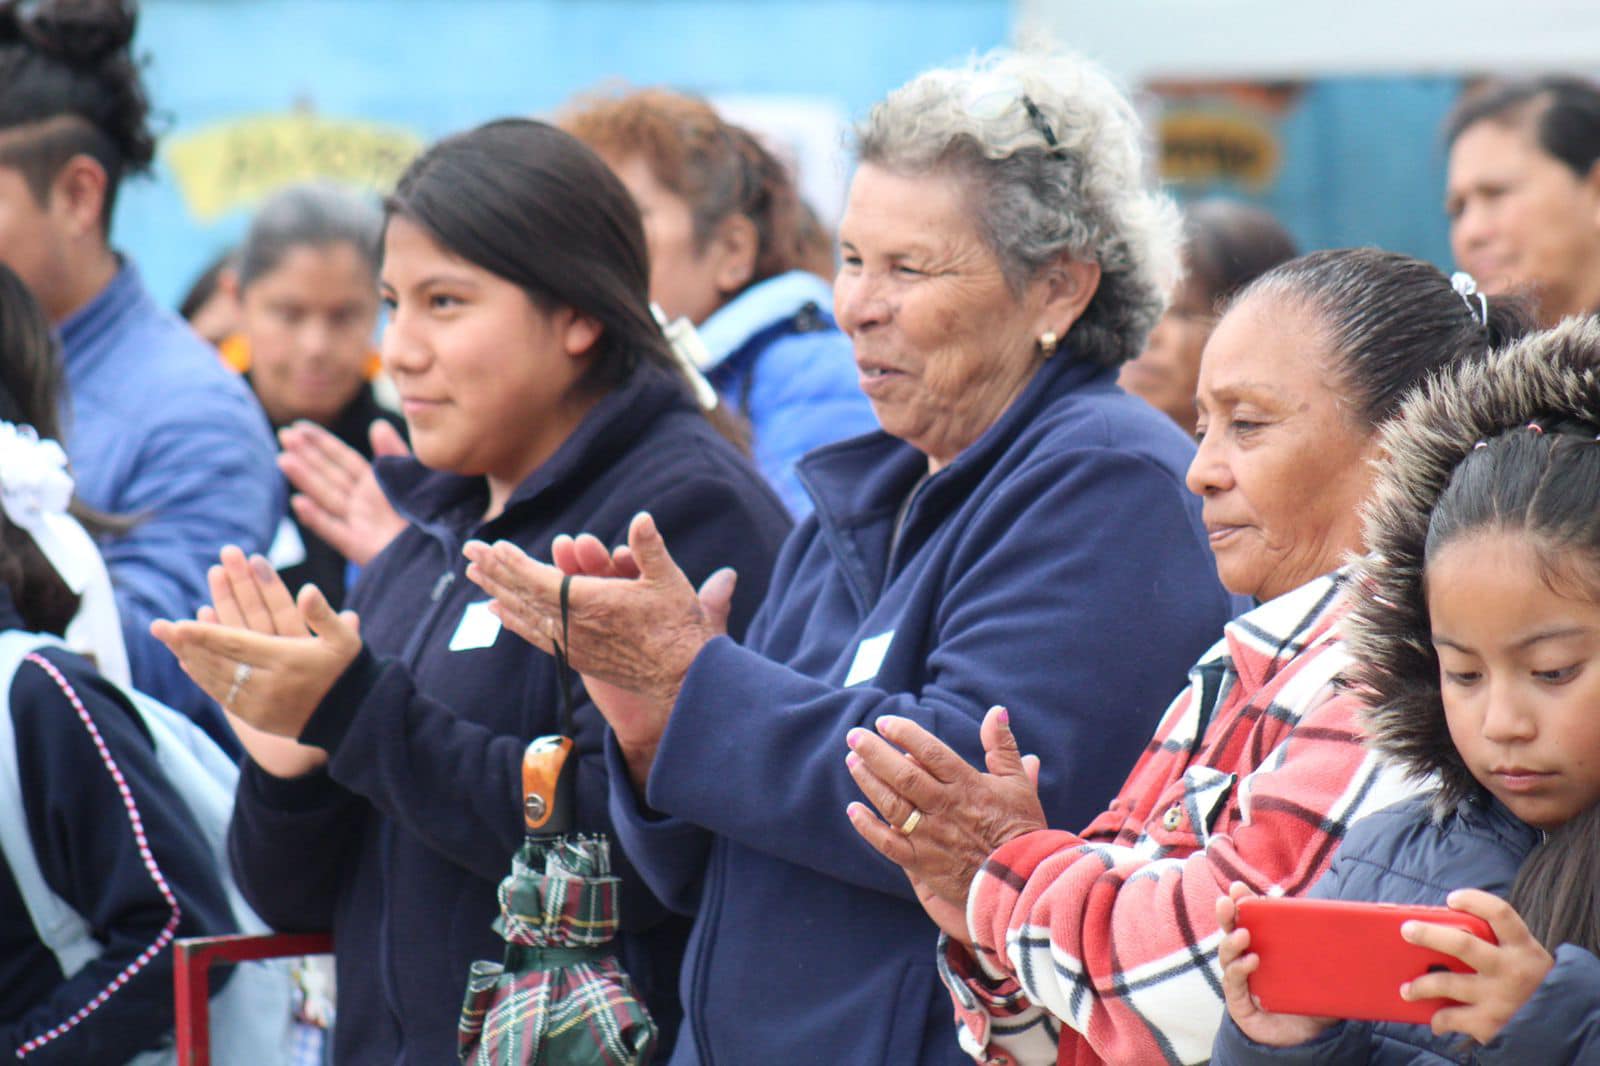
165;114;425;222
1159;110;1281;191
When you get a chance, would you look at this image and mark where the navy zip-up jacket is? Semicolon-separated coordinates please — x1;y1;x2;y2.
227;365;791;1065
0;594;237;1064
608;353;1235;1064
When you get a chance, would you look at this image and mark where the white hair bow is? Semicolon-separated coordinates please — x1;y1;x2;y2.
0;423;87;590
0;422;129;684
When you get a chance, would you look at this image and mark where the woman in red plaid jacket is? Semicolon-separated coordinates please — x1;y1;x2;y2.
845;249;1531;1064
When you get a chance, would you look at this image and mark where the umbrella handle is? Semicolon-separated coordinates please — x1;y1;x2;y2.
522;735;575;833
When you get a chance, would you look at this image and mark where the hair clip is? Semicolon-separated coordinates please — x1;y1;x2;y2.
1450;272;1489;328
1472;440;1488;450
1019;94;1060;150
1528;421;1545;435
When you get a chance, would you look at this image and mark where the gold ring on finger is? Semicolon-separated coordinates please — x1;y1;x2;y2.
899;808;923;836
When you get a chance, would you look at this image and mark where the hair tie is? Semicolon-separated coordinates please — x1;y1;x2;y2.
1450;272;1489;328
1527;421;1545;435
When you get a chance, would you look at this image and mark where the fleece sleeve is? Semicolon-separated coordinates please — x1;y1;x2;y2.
643;449;1223;903
3;651;237;1065
948;690;1418;1066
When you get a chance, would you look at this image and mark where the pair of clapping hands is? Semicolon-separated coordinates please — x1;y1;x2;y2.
150;419;734;788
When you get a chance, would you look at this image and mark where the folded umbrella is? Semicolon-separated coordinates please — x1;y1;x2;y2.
457;732;657;1065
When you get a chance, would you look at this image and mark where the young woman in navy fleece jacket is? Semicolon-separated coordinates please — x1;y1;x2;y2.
152;119;791;1065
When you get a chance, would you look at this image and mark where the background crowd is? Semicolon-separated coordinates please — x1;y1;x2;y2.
2;1;1600;1065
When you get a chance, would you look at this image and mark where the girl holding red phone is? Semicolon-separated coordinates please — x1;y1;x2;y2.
1214;318;1600;1064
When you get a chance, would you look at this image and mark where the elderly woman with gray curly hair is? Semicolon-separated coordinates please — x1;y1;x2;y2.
462;51;1232;1064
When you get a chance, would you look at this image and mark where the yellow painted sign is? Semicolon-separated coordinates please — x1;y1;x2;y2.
1159;109;1281;191
165;113;424;222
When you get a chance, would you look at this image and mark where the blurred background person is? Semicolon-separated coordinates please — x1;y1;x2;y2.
1119;199;1298;436
217;182;402;610
0;0;280;747
461;50;1233;1066
1446;75;1600;327
178;248;240;347
562;87;878;516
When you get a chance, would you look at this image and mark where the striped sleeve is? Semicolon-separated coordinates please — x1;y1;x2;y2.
956;687;1420;1065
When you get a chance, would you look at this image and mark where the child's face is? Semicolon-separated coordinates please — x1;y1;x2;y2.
1428;530;1600;829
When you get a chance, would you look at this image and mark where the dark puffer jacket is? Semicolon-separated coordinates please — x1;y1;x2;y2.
1214;316;1600;1065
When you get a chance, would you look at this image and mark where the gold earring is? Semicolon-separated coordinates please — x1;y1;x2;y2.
1038;331;1058;358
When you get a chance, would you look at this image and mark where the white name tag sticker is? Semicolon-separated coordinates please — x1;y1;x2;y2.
266;515;308;570
448;600;503;652
844;630;895;687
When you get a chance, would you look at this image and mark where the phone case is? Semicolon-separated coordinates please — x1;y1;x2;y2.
1235;896;1496;1025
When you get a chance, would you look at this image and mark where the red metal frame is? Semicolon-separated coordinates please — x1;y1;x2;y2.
173;931;332;1066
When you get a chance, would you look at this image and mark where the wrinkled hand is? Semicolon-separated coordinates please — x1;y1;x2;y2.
279;419;409;566
845;706;1046;928
1400;889;1553;1044
464;512;736;789
151;545;364;755
1216;882;1337;1047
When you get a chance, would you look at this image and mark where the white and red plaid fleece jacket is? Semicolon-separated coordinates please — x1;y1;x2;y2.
940;571;1425;1065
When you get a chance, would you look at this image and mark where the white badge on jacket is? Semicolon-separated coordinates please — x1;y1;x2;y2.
449;600;502;652
844;630;895;687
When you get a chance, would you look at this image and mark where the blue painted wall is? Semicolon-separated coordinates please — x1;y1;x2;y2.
119;0;1011;306
117;3;1464;310
1249;76;1458;271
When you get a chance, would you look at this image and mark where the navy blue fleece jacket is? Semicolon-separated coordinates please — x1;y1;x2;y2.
607;353;1235;1065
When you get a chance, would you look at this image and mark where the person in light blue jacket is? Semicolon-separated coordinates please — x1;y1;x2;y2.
1214;318;1600;1066
0;0;280;747
564;88;878;517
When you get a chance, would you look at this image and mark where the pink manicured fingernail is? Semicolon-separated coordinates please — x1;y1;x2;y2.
846;752;862;770
997;707;1010;724
846;729;862;749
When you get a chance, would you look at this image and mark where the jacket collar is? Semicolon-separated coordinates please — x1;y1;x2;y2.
695;270;835;369
1219;570;1348;694
376;362;693;542
796;352;1116;600
58;257;144;374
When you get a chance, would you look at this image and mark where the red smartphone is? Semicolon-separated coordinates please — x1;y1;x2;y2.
1234;897;1496;1025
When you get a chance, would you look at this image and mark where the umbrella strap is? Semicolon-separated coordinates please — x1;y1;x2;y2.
505;943;609;967
553;573;575;738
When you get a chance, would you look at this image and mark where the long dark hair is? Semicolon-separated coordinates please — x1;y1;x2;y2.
1424;420;1600;955
387;118;742;445
0;260;126;632
0;0;154;232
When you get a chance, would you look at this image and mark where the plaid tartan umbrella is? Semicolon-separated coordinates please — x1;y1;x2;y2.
458;734;657;1065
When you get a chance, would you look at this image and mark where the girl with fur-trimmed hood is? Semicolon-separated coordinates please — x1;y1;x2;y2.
1214;316;1600;1065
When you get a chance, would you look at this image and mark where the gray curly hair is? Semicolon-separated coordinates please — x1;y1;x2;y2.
854;50;1181;368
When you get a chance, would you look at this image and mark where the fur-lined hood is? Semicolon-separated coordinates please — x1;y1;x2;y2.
1345;316;1600;816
